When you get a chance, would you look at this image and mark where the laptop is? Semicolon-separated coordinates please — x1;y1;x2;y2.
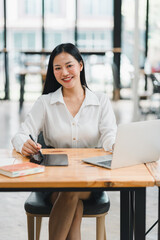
82;119;160;169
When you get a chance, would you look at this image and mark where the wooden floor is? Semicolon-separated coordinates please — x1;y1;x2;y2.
0;99;158;240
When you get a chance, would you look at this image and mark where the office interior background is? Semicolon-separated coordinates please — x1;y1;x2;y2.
0;0;160;239
0;0;160;106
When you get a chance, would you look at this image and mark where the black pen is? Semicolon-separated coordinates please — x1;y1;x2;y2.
29;134;44;159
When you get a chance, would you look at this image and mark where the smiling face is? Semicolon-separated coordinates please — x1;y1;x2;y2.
53;52;83;90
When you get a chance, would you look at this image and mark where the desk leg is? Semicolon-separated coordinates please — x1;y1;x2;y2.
158;187;160;240
120;190;133;240
134;188;146;240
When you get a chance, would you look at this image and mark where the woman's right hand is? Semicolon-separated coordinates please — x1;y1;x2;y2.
21;139;42;156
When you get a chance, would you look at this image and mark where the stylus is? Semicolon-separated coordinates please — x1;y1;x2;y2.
29;134;44;159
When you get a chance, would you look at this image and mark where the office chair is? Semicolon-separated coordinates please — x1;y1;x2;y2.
25;191;110;240
24;132;110;240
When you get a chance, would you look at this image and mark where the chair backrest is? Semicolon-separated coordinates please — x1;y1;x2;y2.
38;132;47;148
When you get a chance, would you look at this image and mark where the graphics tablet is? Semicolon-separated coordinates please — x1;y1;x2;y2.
30;154;68;166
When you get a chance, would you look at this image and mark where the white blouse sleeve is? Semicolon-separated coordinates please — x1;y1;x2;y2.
11;97;45;153
99;94;117;151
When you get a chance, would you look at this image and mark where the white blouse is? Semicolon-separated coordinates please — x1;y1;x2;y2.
12;87;117;153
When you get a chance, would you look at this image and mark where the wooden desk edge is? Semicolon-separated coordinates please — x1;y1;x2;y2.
0;179;155;189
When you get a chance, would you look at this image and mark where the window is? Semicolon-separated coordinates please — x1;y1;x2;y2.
0;32;3;50
45;0;62;15
24;0;36;15
45;32;62;50
77;0;113;50
13;32;35;50
80;0;113;17
27;33;36;49
44;0;74;49
78;31;112;50
22;0;41;16
14;33;22;50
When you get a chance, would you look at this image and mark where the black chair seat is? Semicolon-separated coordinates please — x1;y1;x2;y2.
24;191;110;216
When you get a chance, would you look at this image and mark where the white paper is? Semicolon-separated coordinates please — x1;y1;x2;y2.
0;158;17;167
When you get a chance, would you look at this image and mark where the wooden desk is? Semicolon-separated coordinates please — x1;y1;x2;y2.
0;148;155;240
146;160;160;240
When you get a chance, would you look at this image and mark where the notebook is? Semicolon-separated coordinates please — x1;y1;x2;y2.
0;162;45;178
83;119;160;169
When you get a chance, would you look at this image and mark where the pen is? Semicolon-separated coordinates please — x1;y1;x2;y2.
29;134;44;159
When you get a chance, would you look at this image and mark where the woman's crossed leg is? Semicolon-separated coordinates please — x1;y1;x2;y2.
49;191;91;240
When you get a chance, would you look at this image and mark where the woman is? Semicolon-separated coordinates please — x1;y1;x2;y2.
12;43;117;240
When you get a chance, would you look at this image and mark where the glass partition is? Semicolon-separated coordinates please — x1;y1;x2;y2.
0;0;4;50
7;0;42;51
148;1;160;73
6;0;42;100
77;0;114;95
121;0;146;95
44;0;74;50
2;0;159;101
122;0;146;67
78;0;113;50
0;0;4;98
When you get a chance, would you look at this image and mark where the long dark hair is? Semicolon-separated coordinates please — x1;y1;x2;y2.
43;43;88;94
